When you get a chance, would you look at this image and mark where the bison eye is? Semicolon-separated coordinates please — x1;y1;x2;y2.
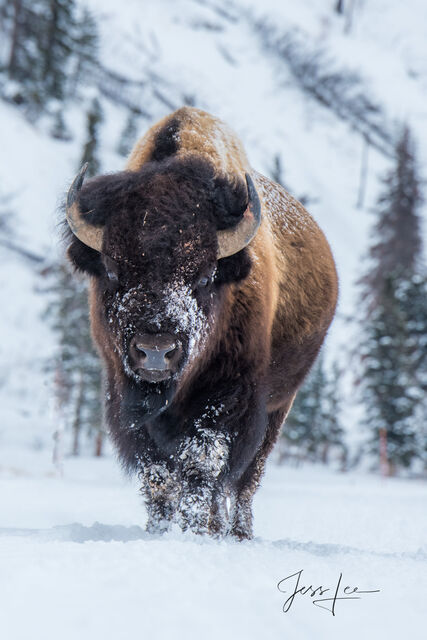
197;276;210;288
106;269;118;282
102;255;119;283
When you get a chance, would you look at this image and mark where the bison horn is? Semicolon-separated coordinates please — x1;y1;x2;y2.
66;163;104;253
216;173;261;259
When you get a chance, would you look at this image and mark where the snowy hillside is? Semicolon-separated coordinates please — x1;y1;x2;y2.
0;1;426;637
1;0;427;448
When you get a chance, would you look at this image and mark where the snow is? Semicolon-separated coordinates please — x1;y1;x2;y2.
1;0;427;637
0;454;426;640
164;280;209;364
1;0;426;442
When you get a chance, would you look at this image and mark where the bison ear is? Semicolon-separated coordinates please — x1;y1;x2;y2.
73;170;141;227
211;174;248;230
64;169;140;276
215;249;252;285
67;236;104;276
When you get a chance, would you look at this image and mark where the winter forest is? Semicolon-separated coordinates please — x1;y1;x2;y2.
0;1;426;639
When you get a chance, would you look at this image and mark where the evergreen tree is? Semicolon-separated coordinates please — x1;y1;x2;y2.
0;0;98;110
50;106;71;140
0;186;12;236
361;126;423;311
358;125;426;474
80;97;103;176
280;354;346;465
1;0;46;107
281;368;318;462
69;6;98;91
44;259;103;456
319;361;347;467
404;274;427;422
41;0;77;100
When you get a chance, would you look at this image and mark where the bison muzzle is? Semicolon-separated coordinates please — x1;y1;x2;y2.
64;106;338;539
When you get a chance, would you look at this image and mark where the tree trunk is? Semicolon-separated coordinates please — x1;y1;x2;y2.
71;373;84;456
94;430;104;457
321;442;329;465
8;0;23;77
356;135;369;209
344;0;356;34
379;427;390;476
335;0;344;14
43;0;59;95
52;365;67;476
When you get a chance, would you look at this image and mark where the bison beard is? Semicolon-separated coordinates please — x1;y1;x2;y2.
64;107;338;539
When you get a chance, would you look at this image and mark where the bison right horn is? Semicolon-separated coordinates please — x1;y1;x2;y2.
66;163;104;253
216;173;261;259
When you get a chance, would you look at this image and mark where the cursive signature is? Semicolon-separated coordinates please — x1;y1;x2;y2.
277;570;380;616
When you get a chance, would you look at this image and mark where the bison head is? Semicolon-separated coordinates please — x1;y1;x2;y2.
65;156;260;420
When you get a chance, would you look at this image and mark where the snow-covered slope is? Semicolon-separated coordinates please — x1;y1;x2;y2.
0;3;426;637
1;0;427;449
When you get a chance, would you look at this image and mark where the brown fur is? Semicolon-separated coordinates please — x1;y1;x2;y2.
127;107;337;533
126;107;338;415
69;106;338;539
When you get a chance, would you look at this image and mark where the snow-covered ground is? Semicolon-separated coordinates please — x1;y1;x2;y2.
0;454;426;640
1;1;427;638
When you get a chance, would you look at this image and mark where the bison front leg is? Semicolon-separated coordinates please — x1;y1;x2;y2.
140;464;180;534
176;428;230;536
230;406;291;539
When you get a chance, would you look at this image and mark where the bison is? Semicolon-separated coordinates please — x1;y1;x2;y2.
64;106;338;539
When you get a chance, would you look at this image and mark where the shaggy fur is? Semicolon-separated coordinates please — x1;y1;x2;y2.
65;107;338;539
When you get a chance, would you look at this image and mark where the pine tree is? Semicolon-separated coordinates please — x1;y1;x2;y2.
404;275;427;422
319;361;347;467
0;186;12;236
280;354;346;465
80;97;103;176
358;125;426;474
44;260;103;456
361;126;423;309
281;369;318;462
50;107;71;140
1;0;45;107
0;0;98;110
69;6;98;91
41;0;77;101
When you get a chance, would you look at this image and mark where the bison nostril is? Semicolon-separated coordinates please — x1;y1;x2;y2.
130;333;181;373
164;346;177;361
134;344;147;358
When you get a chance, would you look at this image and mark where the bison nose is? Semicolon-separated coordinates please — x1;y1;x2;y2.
129;333;182;374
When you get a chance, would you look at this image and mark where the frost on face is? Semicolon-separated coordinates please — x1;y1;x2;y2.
163;280;209;366
107;278;211;382
108;284;146;381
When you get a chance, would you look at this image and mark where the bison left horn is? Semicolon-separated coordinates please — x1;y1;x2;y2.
66;163;104;253
216;173;261;259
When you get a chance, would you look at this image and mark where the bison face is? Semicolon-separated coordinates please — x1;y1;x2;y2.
66;156;259;419
98;242;219;389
